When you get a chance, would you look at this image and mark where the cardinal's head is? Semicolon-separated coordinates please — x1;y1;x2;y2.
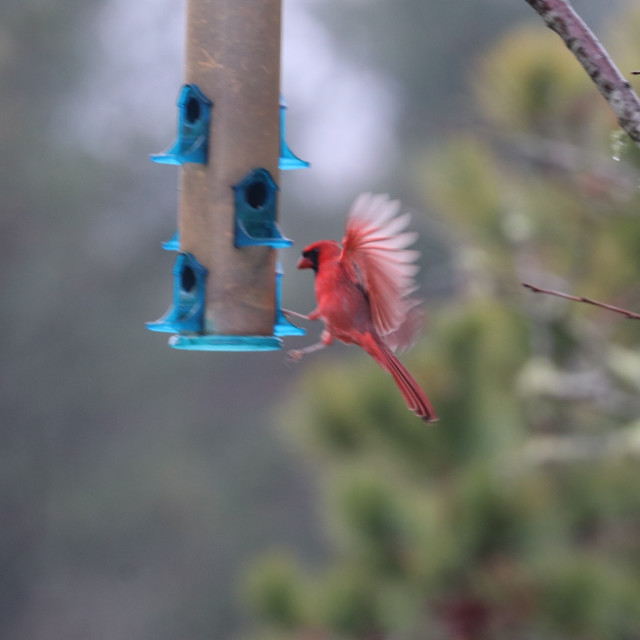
297;241;341;272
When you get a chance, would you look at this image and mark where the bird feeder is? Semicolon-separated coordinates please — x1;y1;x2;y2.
147;0;308;351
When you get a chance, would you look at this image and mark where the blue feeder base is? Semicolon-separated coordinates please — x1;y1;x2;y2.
169;334;283;351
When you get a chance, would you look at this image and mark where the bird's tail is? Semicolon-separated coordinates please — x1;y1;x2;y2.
363;335;438;423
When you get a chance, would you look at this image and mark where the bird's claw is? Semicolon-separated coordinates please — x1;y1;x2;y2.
286;349;304;365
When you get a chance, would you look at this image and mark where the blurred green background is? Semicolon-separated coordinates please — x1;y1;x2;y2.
2;1;640;639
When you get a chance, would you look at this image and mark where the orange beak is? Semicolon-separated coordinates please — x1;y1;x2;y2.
297;256;314;269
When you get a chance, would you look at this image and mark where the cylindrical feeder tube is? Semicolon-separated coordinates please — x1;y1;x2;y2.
180;0;282;335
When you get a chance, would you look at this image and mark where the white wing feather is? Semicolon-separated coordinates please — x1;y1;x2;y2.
341;193;423;350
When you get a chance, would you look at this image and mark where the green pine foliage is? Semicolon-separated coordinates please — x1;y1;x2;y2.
242;7;640;640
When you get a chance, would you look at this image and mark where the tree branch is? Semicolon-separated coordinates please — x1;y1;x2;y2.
522;282;640;320
523;0;640;147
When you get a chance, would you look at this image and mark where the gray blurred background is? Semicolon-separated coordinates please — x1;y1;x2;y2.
1;1;631;639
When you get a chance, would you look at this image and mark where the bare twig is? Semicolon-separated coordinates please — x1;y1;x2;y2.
523;0;640;147
522;282;640;319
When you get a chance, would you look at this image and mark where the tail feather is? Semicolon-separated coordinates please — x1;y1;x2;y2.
364;336;438;423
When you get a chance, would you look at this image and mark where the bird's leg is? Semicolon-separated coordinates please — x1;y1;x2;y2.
282;309;320;322
286;330;333;364
286;341;325;364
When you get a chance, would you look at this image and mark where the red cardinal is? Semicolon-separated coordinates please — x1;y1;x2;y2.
286;193;437;423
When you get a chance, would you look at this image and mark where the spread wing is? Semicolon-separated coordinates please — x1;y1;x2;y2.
341;193;422;350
